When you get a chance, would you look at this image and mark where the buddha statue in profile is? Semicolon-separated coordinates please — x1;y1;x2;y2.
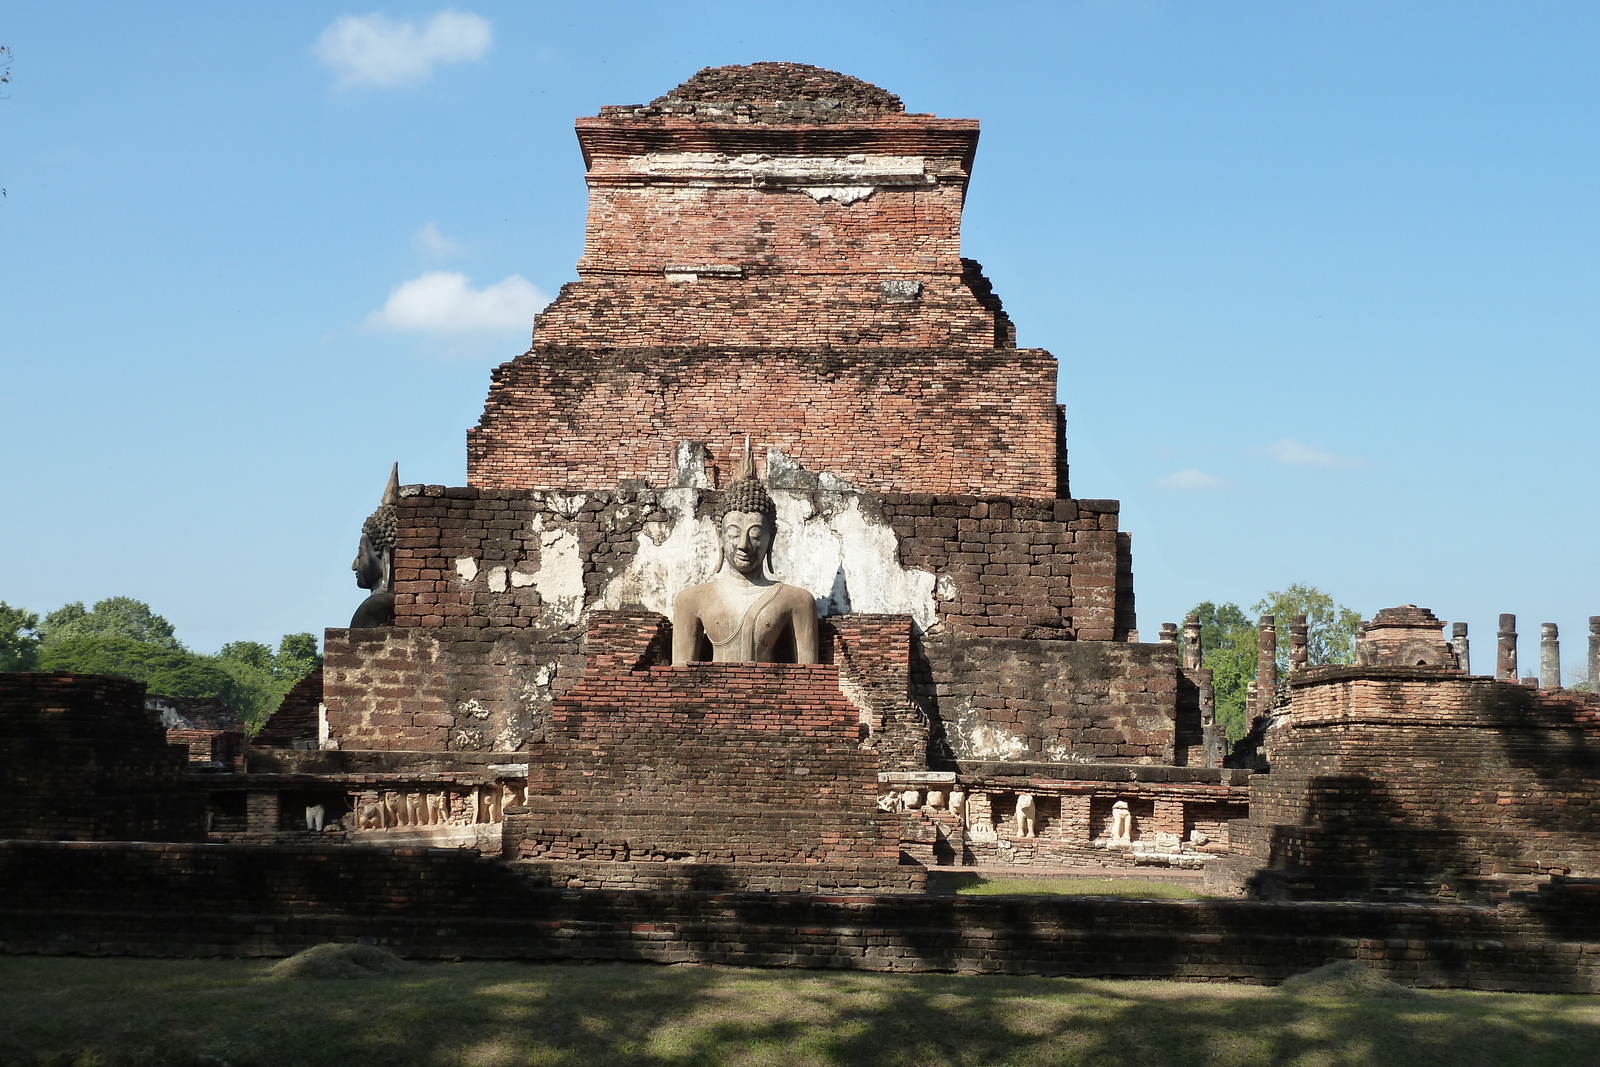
350;463;399;628
671;444;818;664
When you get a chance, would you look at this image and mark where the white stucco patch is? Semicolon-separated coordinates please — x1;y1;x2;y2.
486;566;508;593
531;527;585;626
596;488;721;616
951;703;1032;761
597;487;941;631
455;557;478;583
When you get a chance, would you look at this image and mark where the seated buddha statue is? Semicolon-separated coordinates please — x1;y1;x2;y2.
349;463;399;628
671;445;818;664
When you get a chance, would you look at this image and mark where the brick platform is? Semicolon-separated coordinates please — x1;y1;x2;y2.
1221;666;1600;901
4;840;1599;991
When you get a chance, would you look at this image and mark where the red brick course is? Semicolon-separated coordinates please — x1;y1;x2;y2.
468;347;1054;496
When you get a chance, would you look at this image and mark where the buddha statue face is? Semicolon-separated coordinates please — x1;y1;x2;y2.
720;510;773;577
352;532;388;591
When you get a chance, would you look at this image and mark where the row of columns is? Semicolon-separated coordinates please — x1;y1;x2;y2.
1165;611;1600;701
1487;615;1600;689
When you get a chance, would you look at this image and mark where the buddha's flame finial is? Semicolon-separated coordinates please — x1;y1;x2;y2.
733;436;755;483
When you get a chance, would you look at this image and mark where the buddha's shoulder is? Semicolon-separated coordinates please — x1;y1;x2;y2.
671;581;717;609
769;582;817;610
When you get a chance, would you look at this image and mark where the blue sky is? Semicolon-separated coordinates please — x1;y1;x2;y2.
2;2;1596;675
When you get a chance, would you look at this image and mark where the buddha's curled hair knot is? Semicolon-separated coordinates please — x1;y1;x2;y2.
719;478;777;524
362;504;398;553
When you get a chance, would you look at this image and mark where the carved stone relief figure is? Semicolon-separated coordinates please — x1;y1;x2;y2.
358;796;382;830
900;789;921;810
1109;799;1133;846
350;463;399;628
427;792;449;825
407;793;425;827
671;441;818;664
384;791;404;828
949;790;967;826
304;804;325;832
925;790;945;810
1015;793;1036;838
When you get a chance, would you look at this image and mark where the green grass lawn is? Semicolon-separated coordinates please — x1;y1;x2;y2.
2;955;1597;1067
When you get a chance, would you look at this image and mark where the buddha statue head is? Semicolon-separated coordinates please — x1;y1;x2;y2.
353;463;400;593
716;444;778;578
350;463;399;628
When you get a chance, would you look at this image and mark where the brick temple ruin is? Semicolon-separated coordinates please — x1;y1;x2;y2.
4;64;1599;988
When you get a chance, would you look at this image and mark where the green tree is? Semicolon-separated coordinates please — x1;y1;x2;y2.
0;601;41;670
41;597;181;651
1252;584;1361;673
1183;601;1258;745
273;633;322;681
214;633;323;731
38;635;242;703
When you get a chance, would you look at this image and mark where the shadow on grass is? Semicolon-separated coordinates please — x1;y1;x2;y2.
1;956;1598;1067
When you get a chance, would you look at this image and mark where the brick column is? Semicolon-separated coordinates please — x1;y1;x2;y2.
1152;798;1184;837
1451;622;1470;674
1182;613;1202;671
1497;614;1518;682
1256;615;1277;716
1589;617;1600;695
1289;615;1308;673
1541;623;1561;689
1060;794;1092;844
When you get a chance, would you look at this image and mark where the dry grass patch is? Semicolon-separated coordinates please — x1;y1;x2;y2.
0;954;1596;1066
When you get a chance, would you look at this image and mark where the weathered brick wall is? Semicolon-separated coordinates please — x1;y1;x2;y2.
528;278;1013;350
5;839;1600;991
1227;668;1600;900
922;637;1193;765
164;728;245;770
467;347;1057;496
877;496;1126;641
389;486;1129;642
507;643;898;872
322;628;583;751
533;65;1013;351
0;674;206;841
830;613;929;769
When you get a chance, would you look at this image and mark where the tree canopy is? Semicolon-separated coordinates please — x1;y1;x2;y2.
39;636;242;702
0;602;41;671
1253;584;1361;672
3;595;321;732
41;597;181;650
1184;586;1362;748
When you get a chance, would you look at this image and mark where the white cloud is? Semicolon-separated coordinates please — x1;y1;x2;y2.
314;11;491;88
413;222;463;261
1257;438;1363;468
1155;468;1225;490
367;271;548;333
